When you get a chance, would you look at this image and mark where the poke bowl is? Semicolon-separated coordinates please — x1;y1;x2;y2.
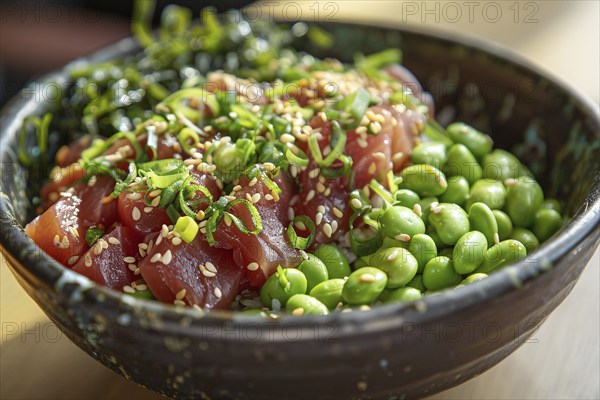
1;7;599;400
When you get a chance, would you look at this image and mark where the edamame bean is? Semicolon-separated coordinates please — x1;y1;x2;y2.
492;210;513;241
394;189;421;209
260;267;308;308
541;199;561;213
411;142;447;168
297;255;329;292
428;203;470;245
533;208;562;242
400;164;448;197
418;197;439;228
510;227;539;253
482;149;530;180
379;205;426;241
475;239;527;274
379;236;410;251
384;287;422;303
443;144;483;185
369;247;418;288
453;231;488;274
313;244;351;279
439;176;470;207
342;267;388;305
466;179;507;210
469;202;499;245
309;279;345;309
426;225;448;249
406;274;426;292
505;177;544;228
423;256;462;291
438;247;454;259
408;233;438;273
460;273;488;285
286;294;329;316
446;122;493;158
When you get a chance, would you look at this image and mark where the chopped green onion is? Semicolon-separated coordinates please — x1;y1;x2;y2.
80;132;143;162
160;88;220;123
85;226;105;246
285;144;309;168
334;88;371;129
356;48;402;71
177;127;200;154
287;215;316;250
174;215;199;243
166;204;181;223
178;177;213;218
307;26;334;49
158;179;184;208
112;162;138;198
18;113;52;167
349;207;383;257
132;0;156;47
320;154;353;179
204;196;263;246
369;179;394;206
424;120;454;147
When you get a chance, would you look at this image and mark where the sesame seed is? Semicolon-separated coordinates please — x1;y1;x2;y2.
248;177;258;187
138;243;148;249
280;133;295;143
123;256;136;263
127;192;142;200
67;256;79;265
357;138;368;148
251;193;261;203
287;207;295;221
150;253;162;263
128;264;137;272
295;221;307;230
392;152;405;163
323;223;333;238
69;226;80;238
202;270;216;278
394;234;411;242
149;189;161;198
205;262;217;273
356;126;368;135
174;300;186;306
315;212;323;225
317;205;326;214
316;182;326;193
85;254;92;267
369;121;382;134
300;250;309;260
331;220;339;233
144;206;154;213
123;285;135;294
155;234;163;246
368;162;377;175
225;195;236;201
136;284;148;291
292;308;305;316
172;237;182;246
132;207;141;221
265;194;274;201
306;190;316;202
247;262;259;271
333;207;344;218
214;287;223;299
359;273;375;283
162;250;173;265
196;210;205;220
309;168;320;179
324;187;331;197
372;152;386;160
60;191;72;198
198;220;208;228
61;236;70;248
176;289;187;300
232;185;242;192
109;237;120;245
151;196;161;207
351;198;363;209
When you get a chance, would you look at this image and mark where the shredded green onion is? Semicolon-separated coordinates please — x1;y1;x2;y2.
287;215;316;250
18;113;52;167
85;226;105;246
174;215;199;243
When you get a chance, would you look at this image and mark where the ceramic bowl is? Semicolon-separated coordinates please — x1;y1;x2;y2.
1;21;599;399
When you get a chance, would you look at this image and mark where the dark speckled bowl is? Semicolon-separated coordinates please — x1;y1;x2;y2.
1;22;599;399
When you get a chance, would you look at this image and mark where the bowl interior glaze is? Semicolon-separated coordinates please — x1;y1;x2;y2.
0;21;599;400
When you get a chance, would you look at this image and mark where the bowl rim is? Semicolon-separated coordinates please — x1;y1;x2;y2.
1;19;599;331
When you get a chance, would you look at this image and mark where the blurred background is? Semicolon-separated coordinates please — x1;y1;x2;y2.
1;1;598;399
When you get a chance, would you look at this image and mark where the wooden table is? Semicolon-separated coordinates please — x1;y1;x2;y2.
1;1;598;399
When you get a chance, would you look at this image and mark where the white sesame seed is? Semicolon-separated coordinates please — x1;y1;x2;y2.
151;196;161;207
176;289;187;300
323;223;333;238
123;285;135;294
251;193;261;203
265;194;274;201
316;182;326;193
150;253;162;263
295;221;307;230
128;264;137;272
172;237;182;246
214;287;223;299
132;207;141;221
280;133;295;143
123;256;136;263
69;226;80;238
392;152;405;163
357;138;368;148
315;212;323;225
174;299;186;306
309;168;320;179
155;234;163;246
333;207;344;218
109;237;120;245
162;250;173;265
368;162;377;175
127;192;142;200
205;262;217;273
372;152;386;160
85;254;92;267
306;190;316;202
317;205;326;214
331;220;339;233
351;198;362;209
67;256;79;265
248;177;258;187
149;189;161;198
144;206;154;213
263;162;276;172
247;262;259;271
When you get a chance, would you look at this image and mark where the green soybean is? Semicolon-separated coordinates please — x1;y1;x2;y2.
369;247;418;288
379;205;426;241
313;244;351;279
406;274;426;292
460;273;488;285
384;287;422;303
426;225;448;249
408;233;438;273
509;227;539;253
428;203;470;245
423;256;462;291
475;239;527;274
493;210;513;241
378;236;410;251
541;199;562;214
297;255;329;292
467;179;507;210
400;164;448;197
468;202;499;245
342;267;388;305
533;208;562;242
505;177;544;228
443;143;483;185
286;294;329;316
453;231;488;274
260;267;308;308
439;176;470;207
482;149;529;180
411;142;447;168
309;279;345;309
438;247;454;259
394;189;421;209
418;197;439;228
446;122;493;158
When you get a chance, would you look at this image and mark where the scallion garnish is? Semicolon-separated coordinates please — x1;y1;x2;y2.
18;113;52;167
85;226;105;246
287;215;316;250
174;215;199;243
